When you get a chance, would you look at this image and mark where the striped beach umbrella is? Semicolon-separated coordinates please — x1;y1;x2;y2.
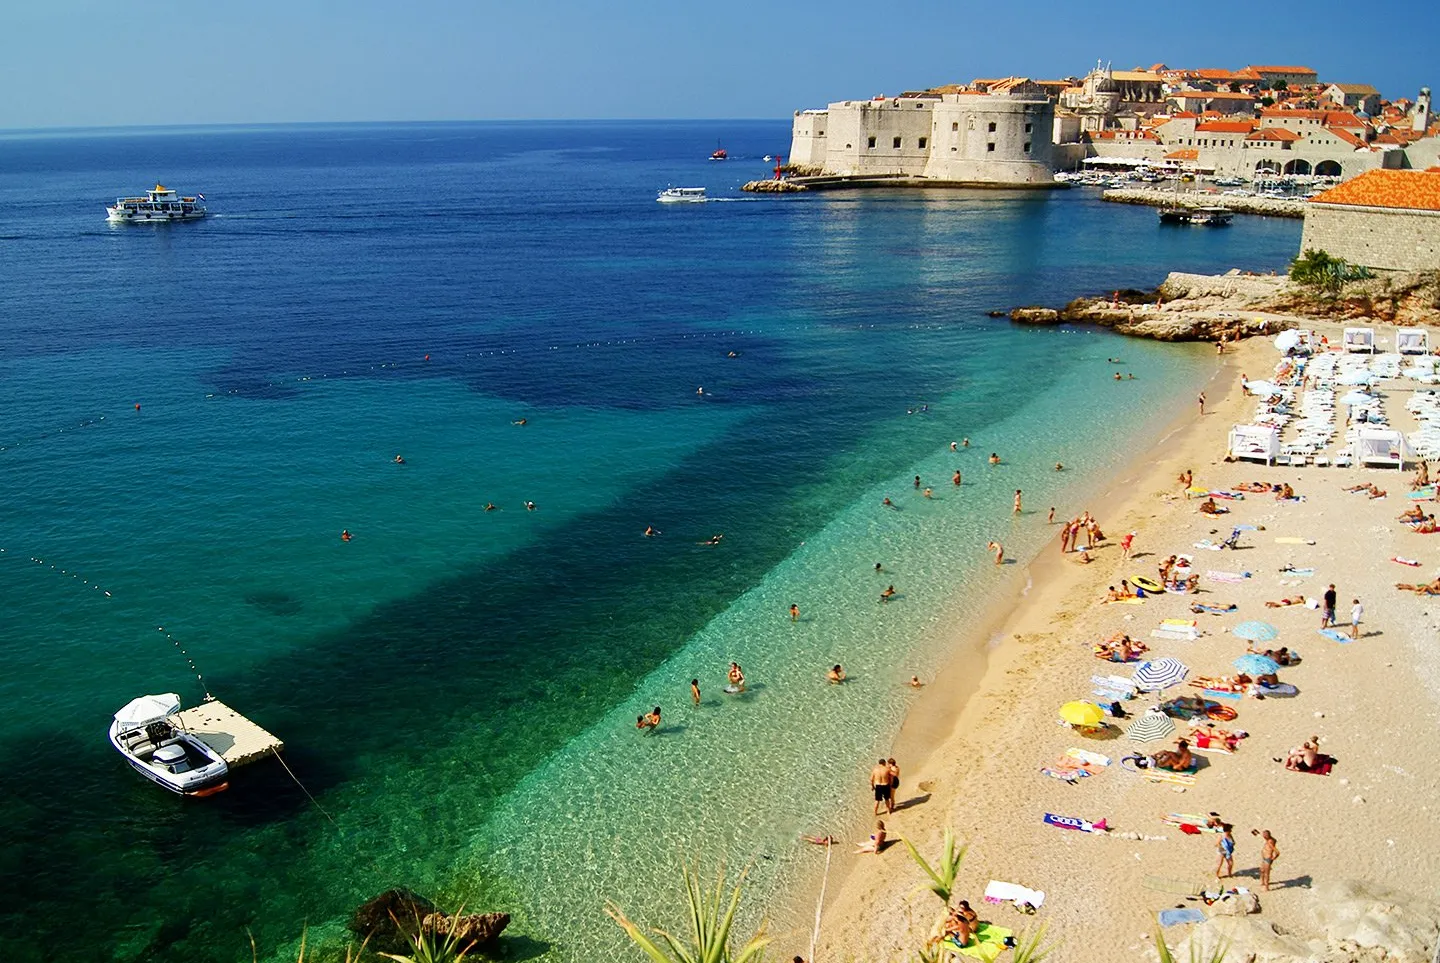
1132;657;1189;691
1233;653;1280;675
1127;709;1177;744
1232;620;1279;643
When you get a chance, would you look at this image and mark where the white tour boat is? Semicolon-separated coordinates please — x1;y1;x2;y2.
106;185;207;223
109;693;230;796
657;187;707;203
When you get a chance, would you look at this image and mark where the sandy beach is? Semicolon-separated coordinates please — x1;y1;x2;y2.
789;320;1440;962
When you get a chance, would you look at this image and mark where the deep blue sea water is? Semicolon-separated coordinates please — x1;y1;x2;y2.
0;121;1301;962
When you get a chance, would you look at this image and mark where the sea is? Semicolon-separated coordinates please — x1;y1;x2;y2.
0;120;1301;962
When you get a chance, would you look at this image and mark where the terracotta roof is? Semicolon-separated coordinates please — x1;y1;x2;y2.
1246;127;1302;142
1172;110;1198;119
1246;65;1318;74
1259;108;1366;127
1428;167;1440;174
1325;127;1368;147
1164;149;1200;160
1328;83;1380;95
1194;68;1245;80
1112;70;1164;82
1196;120;1258;133
1309;170;1440;212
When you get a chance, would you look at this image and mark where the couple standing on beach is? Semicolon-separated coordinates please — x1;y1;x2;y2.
869;757;901;815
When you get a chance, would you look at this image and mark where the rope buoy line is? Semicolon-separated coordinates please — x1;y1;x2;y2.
155;626;213;703
0;414;108;453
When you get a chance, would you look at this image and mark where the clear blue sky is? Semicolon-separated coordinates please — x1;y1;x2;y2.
3;0;1435;129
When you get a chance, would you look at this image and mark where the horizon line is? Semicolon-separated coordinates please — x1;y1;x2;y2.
0;117;787;137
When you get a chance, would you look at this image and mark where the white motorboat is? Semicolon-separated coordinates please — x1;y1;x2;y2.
657;187;707;203
106;184;207;223
108;693;230;796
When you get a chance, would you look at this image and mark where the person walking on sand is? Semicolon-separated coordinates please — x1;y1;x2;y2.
1178;469;1193;498
870;759;893;815
886;757;901;812
691;679;701;705
1013;489;1023;514
1060;522;1071;554
1121;531;1135;559
790;603;800;622
1254;829;1279;890
987;540;1004;565
1350;598;1363;639
1048;507;1055;524
1215;823;1235;879
1197;391;1206;415
1322;584;1338;629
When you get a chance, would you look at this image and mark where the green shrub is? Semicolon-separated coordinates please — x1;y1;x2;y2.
1290;248;1372;292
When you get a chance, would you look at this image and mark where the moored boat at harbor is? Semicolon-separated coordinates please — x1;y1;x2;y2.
108;693;230;796
106;184;206;223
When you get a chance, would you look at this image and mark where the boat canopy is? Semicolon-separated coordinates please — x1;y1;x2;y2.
114;693;181;728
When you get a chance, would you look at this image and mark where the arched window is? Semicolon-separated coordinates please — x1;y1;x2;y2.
1283;159;1312;175
1314;160;1342;177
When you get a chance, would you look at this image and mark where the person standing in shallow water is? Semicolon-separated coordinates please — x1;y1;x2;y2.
1013;489;1022;514
790;603;800;622
691;679;701;705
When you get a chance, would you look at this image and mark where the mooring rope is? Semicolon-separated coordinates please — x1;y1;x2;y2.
269;747;339;830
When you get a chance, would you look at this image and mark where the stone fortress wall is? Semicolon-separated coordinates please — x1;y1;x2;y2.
1300;205;1440;272
789;88;1057;186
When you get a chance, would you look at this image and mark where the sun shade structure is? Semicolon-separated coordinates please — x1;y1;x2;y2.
1232;620;1279;642
1234;653;1280;675
1059;701;1106;727
112;693;181;729
1131;657;1190;691
1126;709;1177;743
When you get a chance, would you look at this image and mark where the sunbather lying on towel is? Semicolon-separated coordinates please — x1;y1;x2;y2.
1190;602;1237;614
1279;738;1330;772
1190;724;1246;752
1395;578;1440;595
1345;482;1387;499
1264;596;1307;608
1411;515;1439;533
1191;675;1245;693
1161;696;1236;722
1234;481;1279;493
1248;645;1301;666
1198;498;1228;515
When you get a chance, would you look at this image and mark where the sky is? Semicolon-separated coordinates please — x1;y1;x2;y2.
3;0;1436;129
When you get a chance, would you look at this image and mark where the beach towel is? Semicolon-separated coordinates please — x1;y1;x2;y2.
1041;764;1091;783
1162;618;1198;627
1092;674;1138;691
1043;812;1106;834
1208;491;1244;500
1407;487;1435;500
1236;525;1260;531
1193;540;1223;551
1206;571;1249;583
1392;556;1422;566
1253;683;1298;698
1163;813;1222;833
1158;908;1207;927
984;880;1046;910
1143;875;1208;896
1291;755;1336;776
1067;747;1111;767
1201;688;1245;701
1318;627;1353;644
1191;604;1237;615
944;923;1015;962
1132;767;1197;786
1278;567;1315;576
1275;537;1316;544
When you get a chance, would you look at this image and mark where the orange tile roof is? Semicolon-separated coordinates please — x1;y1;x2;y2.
1247;65;1317;74
1328;83;1379;95
1259;108;1366;127
1196;120;1258;133
1164;149;1200;160
1246;128;1302;142
1326;127;1367;147
1310;170;1440;212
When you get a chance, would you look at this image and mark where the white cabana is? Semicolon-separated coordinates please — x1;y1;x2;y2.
1353;426;1406;469
1396;328;1430;355
1343;327;1376;354
1228;424;1280;465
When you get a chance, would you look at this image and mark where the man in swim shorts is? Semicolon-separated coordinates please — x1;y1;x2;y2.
870;759;893;815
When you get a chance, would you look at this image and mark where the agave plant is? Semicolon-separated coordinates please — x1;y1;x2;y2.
379;911;472;963
1010;923;1058;963
902;826;966;907
1153;922;1228;963
606;861;770;963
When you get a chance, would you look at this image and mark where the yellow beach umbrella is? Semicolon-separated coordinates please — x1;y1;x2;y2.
1059;701;1105;727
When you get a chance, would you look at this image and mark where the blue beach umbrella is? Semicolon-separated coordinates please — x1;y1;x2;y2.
1233;653;1280;675
1132;657;1189;691
1232;620;1278;643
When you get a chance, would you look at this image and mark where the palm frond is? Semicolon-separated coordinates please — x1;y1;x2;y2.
902;827;966;906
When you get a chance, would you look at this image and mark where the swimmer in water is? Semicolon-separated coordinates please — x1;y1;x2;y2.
874;562;883;572
728;662;746;692
950;441;958;452
962;438;970;448
880;585;897;603
790;603;800;622
1114;372;1123;381
989;453;1000;465
908;675;924;688
923;487;932;498
953;470;962;486
512;418;527;425
914;475;921;489
882;497;894;508
484;503;498;512
828;664;847;684
1055;462;1064;471
696;386;704;395
644;526;658;537
341;529;353;542
691;679;701;704
394;455;405;464
699;533;724;546
727;351;738;358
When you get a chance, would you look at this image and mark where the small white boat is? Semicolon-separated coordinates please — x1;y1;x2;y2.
657;187;707;203
108;693;230;796
107;184;207;223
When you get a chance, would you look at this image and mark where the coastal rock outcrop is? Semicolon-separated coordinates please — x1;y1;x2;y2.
741;179;809;193
348;890;510;954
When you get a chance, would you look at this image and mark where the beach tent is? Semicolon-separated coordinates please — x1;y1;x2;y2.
1343;327;1375;354
1396;328;1430;355
1227;424;1280;465
1352;426;1406;469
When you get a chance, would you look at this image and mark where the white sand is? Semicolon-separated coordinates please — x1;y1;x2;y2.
792;326;1440;962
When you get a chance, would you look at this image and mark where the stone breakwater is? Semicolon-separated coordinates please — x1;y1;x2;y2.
1103;187;1307;219
741;179;809;194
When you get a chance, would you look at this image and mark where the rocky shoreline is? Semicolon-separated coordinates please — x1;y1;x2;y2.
1008;269;1440;342
1103;187;1308;219
741;179;809;193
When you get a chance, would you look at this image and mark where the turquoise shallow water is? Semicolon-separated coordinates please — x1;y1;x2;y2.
0;121;1301;962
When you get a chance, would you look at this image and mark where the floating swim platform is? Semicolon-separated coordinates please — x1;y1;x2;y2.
172;700;283;768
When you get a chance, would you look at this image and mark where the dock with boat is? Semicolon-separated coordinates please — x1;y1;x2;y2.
173;699;283;767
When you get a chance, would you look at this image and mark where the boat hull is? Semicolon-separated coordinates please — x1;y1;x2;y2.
107;208;206;223
108;721;230;796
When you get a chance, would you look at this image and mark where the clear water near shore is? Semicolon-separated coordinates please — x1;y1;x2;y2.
0;121;1301;962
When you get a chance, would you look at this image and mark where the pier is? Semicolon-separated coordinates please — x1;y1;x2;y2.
1102;187;1307;218
174;699;283;767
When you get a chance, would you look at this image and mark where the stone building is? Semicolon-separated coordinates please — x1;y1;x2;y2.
788;83;1057;187
1324;83;1382;115
1300;170;1440;271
